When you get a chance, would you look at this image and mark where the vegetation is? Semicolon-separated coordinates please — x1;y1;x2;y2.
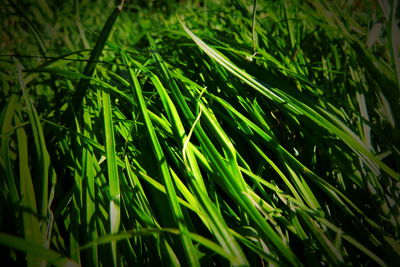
1;0;399;266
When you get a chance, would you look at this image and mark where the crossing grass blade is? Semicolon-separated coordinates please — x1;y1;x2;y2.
0;233;79;267
80;227;231;260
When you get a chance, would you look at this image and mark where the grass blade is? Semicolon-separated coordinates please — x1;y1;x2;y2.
17;65;56;248
0;233;79;267
69;1;124;114
15;109;45;267
101;88;121;266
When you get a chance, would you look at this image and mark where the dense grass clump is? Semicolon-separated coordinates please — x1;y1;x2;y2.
1;0;399;266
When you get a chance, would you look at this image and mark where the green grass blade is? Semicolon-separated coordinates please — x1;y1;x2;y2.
251;0;258;52
69;1;124;113
0;232;79;267
82;104;99;266
101;88;121;266
388;0;400;90
0;94;20;207
15;108;45;267
17;65;56;246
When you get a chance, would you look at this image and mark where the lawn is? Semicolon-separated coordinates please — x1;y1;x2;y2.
0;0;399;266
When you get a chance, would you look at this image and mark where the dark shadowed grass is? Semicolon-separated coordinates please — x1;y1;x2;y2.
0;0;399;266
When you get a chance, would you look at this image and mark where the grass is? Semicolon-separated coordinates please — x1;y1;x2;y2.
0;0;399;266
